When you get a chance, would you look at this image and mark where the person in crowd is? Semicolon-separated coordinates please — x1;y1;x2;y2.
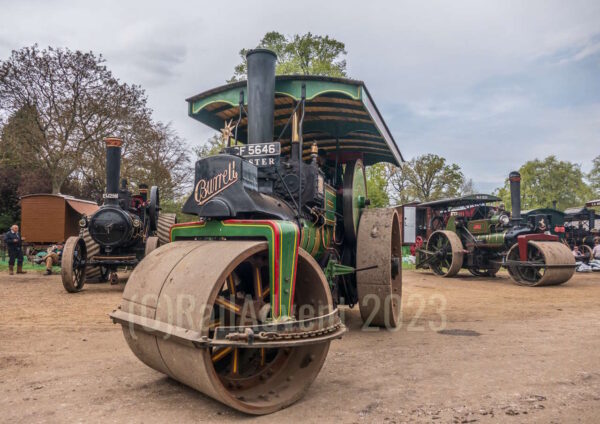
38;244;62;275
3;224;26;275
572;245;582;259
592;238;600;260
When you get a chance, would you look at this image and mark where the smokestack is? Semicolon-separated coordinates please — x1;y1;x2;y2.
246;49;276;144
104;137;122;205
509;171;521;223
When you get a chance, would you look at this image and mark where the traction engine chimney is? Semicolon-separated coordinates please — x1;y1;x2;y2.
509;171;521;223
246;49;276;145
104;137;122;205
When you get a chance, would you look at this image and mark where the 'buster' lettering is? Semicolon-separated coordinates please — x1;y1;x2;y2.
194;161;239;205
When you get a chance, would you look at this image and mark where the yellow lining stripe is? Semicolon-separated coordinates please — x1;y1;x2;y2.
211;347;232;362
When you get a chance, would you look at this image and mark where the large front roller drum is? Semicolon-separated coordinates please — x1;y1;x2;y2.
426;230;464;277
117;241;332;415
506;241;575;286
356;208;402;328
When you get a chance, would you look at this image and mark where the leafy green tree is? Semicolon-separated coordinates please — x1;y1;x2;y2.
365;163;390;207
589;155;600;196
495;156;593;210
0;45;151;194
386;164;412;205
389;154;464;202
229;31;347;82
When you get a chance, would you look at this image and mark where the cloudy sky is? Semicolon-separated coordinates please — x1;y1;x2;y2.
1;0;599;191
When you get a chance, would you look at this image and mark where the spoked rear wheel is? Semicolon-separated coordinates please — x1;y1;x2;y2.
426;230;464;277
468;262;501;277
61;237;87;293
356;208;402;328
119;241;333;415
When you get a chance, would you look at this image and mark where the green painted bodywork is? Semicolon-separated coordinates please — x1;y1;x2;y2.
351;163;367;235
467;219;490;235
473;232;506;247
444;215;506;248
300;219;333;261
170;219;299;319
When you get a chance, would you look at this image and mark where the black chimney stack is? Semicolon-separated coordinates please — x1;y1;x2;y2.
509;171;521;223
246;49;276;145
104;137;122;205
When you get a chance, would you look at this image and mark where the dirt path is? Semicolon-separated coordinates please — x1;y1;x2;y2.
1;270;599;423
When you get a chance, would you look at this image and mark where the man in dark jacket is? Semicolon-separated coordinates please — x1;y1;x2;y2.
4;224;26;275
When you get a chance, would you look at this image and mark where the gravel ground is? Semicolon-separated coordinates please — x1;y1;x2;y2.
1;269;599;423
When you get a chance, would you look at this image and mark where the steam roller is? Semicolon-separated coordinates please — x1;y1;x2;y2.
506;240;575;286
416;171;576;286
110;48;406;414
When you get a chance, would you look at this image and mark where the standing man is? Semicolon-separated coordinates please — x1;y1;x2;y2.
3;224;26;275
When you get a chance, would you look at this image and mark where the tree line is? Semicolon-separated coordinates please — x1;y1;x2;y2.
0;45;191;230
1;34;598;231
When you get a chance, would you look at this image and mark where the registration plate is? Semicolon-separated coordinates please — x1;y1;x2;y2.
224;142;280;167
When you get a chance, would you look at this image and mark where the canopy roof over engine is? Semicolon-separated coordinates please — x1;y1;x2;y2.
585;199;600;208
417;194;501;209
186;75;403;166
563;206;600;220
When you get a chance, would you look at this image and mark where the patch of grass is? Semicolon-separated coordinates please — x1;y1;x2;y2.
0;258;61;274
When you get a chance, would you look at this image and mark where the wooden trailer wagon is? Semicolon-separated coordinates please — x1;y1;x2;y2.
19;194;100;276
20;194;99;249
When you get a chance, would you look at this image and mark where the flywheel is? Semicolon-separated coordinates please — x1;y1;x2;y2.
343;159;367;245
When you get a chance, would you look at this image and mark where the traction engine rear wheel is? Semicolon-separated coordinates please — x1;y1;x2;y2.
118;241;333;415
468;262;501;277
61;236;87;293
144;236;160;256
356;208;402;328
426;230;464;277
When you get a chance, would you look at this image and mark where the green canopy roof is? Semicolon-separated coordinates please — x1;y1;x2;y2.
186;75;403;166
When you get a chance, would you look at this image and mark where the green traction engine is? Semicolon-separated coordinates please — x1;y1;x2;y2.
110;49;403;414
416;172;575;286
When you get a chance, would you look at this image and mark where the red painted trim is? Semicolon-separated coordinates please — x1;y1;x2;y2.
170;220;205;228
224;219;282;317
517;234;558;262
